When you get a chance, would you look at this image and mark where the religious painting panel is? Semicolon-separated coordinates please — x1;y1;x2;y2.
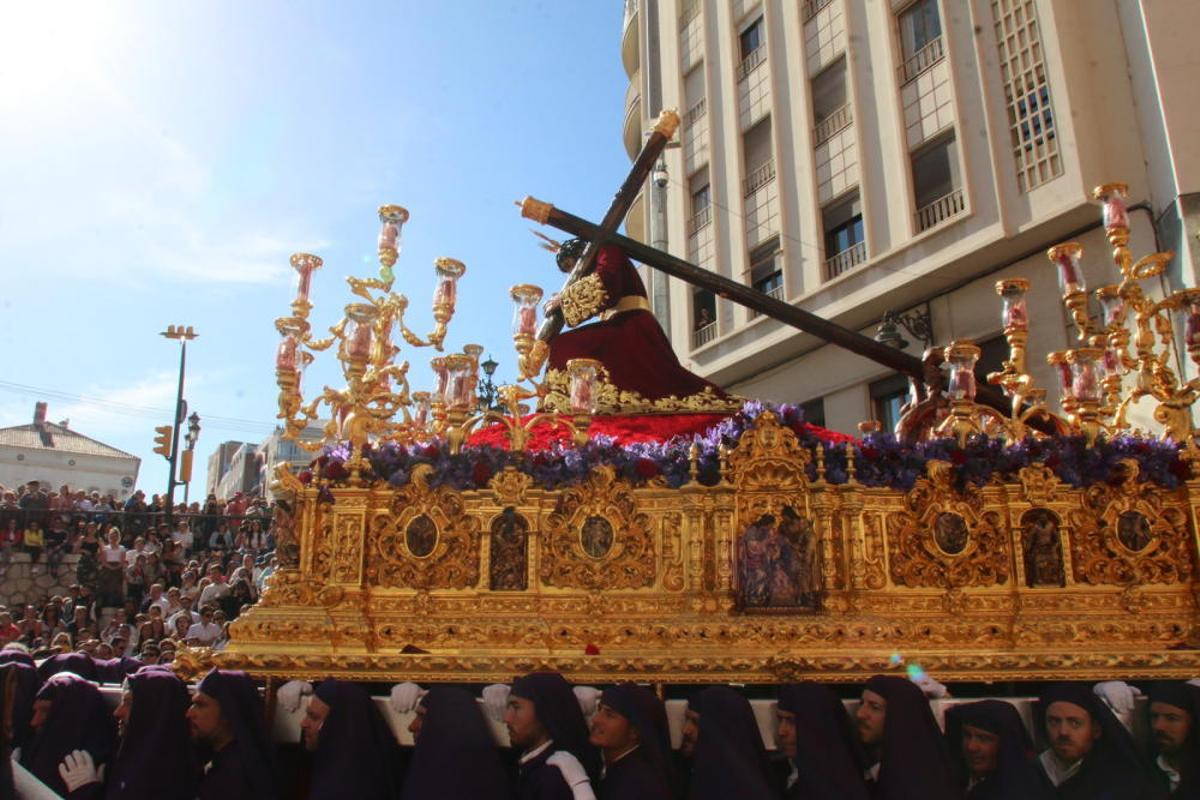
735;497;821;612
1021;508;1065;588
489;507;529;591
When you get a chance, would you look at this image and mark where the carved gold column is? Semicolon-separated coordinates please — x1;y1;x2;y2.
329;489;369;587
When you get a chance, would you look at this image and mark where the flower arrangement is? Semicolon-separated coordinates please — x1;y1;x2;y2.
297;402;1190;497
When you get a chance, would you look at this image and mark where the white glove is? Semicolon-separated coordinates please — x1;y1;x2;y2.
911;674;949;699
573;685;602;718
1187;678;1200;689
1094;680;1141;731
59;749;105;792
390;681;427;714
547;751;596;800
481;683;511;722
276;679;313;713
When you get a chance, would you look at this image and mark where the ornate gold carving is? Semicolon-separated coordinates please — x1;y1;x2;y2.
542;369;744;415
541;466;656;589
560;273;609;327
489;467;534;506
1017;464;1063;506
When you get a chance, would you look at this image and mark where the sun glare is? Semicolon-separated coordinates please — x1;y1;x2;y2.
0;3;114;110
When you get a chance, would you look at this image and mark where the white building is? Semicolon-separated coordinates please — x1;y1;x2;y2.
206;440;249;500
0;403;140;498
621;0;1199;433
257;424;325;501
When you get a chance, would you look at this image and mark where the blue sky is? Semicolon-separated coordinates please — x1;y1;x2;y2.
0;2;632;493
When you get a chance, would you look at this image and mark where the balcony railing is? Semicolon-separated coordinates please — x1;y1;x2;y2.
748;283;785;318
693;320;718;348
824;240;867;280
914;188;966;232
801;0;834;23
742;159;776;197
813;103;853;146
687;205;713;236
685;97;707;127
898;36;945;85
679;0;700;26
736;45;767;81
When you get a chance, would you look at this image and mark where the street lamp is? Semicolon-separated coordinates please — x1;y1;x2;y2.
160;325;197;523
477;354;501;411
875;307;933;351
182;411;201;504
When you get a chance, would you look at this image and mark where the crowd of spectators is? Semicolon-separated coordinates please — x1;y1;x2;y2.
0;480;278;662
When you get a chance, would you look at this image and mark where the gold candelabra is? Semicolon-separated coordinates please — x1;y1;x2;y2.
274;205;466;482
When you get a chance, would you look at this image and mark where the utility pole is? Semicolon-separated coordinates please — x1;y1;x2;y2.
159;325;197;525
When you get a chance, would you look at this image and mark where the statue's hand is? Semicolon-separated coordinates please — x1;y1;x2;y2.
543;293;562;314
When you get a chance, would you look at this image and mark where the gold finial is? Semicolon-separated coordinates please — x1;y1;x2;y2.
517;196;553;224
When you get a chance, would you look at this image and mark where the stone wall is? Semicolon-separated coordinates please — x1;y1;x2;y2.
0;552;79;608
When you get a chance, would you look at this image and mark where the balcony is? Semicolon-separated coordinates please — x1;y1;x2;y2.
622;0;640;78
813;103;853;147
625;190;646;243
736;45;766;82
801;0;833;23
687;205;712;236
824;240;867;280
685;97;707;127
914;188;966;233
898;36;944;85
679;0;700;26
748;283;785;318
742;158;776;197
623;81;642;160
693;321;718;349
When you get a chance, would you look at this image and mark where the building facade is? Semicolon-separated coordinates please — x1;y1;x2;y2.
0;403;140;498
206;440;249;500
257;423;325;501
621;0;1199;434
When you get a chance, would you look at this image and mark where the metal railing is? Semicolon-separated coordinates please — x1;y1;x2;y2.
742;159;776;197
736;45;767;81
898;36;945;85
685;97;707;126
679;0;701;26
914;188;966;232
801;0;834;23
687;205;713;236
813;103;853;146
824;240;867;280
748;283;786;318
692;321;718;348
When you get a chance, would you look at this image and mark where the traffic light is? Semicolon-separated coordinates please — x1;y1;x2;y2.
153;425;173;459
178;450;193;484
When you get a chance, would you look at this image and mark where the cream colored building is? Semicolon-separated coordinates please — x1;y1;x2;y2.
621;0;1199;433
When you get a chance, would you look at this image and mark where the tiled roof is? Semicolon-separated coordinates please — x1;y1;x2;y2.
0;423;138;460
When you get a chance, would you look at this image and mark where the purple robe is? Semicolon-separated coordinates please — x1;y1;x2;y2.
777;683;869;800
943;700;1053;800
511;672;601;799
105;667;198;800
1146;682;1200;799
401;686;513;800
309;679;401;800
862;675;960;800
37;652;98;682
597;684;674;800
195;669;277;800
687;686;779;800
1;661;39;749
20;672;116;799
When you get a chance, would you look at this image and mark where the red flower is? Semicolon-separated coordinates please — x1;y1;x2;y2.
861;447;879;460
584;643;600;655
949;450;968;465
634;458;660;479
325;462;348;481
472;461;494;486
422;444;440;458
297;470;313;485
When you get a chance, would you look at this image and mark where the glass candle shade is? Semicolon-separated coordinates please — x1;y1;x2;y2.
1172;289;1200;351
1094;183;1129;230
510;284;544;338
566;358;603;415
432;257;466;311
377;205;408;252
943;342;981;402
1067;348;1103;403
1094;285;1127;331
411;391;431;429
463;343;484;372
1047;243;1085;296
443;354;474;408
431;357;449;404
1047;351;1072;397
343;304;379;362
997;279;1029;331
276;336;299;371
290;253;323;303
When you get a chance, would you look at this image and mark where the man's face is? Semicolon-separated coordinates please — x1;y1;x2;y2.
856;689;887;747
589;703;638;754
776;708;798;760
1150;701;1193;756
961;724;1000;778
680;709;700;757
504;695;548;751
114;688;133;737
1045;701;1100;763
300;695;330;752
30;699;52;730
408;704;427;743
186;691;228;745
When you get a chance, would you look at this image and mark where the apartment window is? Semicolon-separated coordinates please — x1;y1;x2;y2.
912;133;965;232
684;64;707;125
898;0;945;83
822;192;866;279
688;173;712;235
992;0;1062;191
737;16;766;79
742;117;775;196
692;289;717;347
812;58;851;145
870;374;910;433
800;397;826;428
750;238;783;299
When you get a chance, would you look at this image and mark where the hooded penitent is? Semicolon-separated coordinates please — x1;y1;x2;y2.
687;685;778;800
511;671;602;785
401;686;514;800
862;675;960;800
308;679;402;800
596;683;675;800
21;671;116;797
106;667;198;800
37;651;98;682
1146;681;1200;800
777;683;870;800
195;668;278;800
943;699;1053;800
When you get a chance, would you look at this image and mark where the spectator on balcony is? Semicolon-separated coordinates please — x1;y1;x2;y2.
24;520;44;567
99;527;128;607
695;308;713;331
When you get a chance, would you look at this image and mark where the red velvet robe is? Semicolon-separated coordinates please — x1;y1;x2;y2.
548;245;728;404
